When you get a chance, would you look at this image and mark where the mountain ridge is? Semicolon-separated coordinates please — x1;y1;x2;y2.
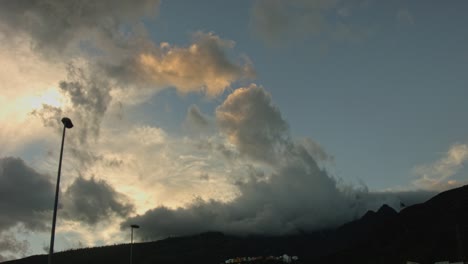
4;185;468;264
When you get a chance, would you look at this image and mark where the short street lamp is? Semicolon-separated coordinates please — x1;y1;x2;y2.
48;117;73;264
130;224;140;264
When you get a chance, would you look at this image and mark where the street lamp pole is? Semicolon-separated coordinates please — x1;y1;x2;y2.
48;117;73;264
130;224;140;264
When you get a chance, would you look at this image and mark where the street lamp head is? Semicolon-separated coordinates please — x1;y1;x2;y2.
61;117;73;129
131;224;140;229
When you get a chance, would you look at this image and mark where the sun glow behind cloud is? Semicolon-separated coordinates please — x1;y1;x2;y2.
0;88;64;120
25;88;64;111
0;32;66;123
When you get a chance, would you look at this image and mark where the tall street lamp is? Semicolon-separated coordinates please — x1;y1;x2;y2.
48;117;73;264
130;224;140;264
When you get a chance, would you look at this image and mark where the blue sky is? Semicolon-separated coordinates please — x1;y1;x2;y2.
142;0;468;189
0;0;467;260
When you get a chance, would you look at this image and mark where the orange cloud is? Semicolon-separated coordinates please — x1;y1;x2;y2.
137;32;255;97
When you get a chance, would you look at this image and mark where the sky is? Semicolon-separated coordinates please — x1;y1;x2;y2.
0;0;468;261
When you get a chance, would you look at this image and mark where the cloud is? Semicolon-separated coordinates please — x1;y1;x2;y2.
123;160;434;240
123;85;435;240
216;84;289;164
0;157;54;232
30;32;256;178
340;184;436;212
187;105;210;128
184;105;213;136
296;137;334;163
0;0;254;170
250;0;336;43
0;232;29;261
0;36;66;104
28;32;253;167
250;0;369;45
0;0;442;255
30;63;113;148
0;0;160;58
30;65;111;168
0;5;257;213
133;32;255;97
0;156;136;258
59;65;111;122
62;177;134;225
74;123;240;217
413;143;468;190
0;36;68;156
0;0;156;167
0;157;134;228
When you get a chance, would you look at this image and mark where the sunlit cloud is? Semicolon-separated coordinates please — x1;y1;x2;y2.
0;38;66;121
413;143;468;190
136;32;255;97
123;85;434;240
23;88;64;111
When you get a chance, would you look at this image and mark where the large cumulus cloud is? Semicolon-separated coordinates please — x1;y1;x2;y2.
216;84;289;164
123;85;435;239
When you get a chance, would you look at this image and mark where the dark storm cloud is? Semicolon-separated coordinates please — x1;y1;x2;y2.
123;85;437;239
0;157;133;231
0;157;54;231
62;177;134;225
122;200;223;239
0;157;134;258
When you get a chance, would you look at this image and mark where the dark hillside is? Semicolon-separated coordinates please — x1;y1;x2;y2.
4;185;468;264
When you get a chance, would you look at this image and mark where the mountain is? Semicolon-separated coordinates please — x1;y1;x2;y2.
4;185;468;264
322;185;468;263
